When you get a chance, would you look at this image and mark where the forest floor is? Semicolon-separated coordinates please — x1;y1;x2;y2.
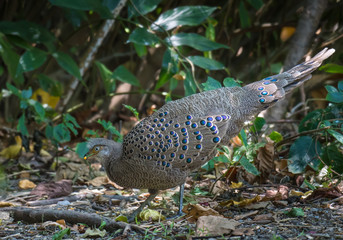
1;150;343;240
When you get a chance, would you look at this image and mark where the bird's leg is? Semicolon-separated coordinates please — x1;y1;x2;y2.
177;184;185;216
128;189;159;222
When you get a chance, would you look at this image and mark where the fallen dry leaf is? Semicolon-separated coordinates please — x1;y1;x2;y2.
19;179;36;189
232;228;255;236
234;210;259;220
30;179;72;199
0;202;16;207
139;209;166;221
245;201;270;210
253;213;274;222
86;176;109;187
196;215;240;236
183;203;222;223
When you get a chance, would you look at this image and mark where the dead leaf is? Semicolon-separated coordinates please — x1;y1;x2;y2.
253;213;274;222
19;179;36;189
0;202;16;207
30;179;72;199
255;138;275;180
280;26;296;41
82;228;106;238
87;176;109;187
304;187;343;202
32;88;60;108
139;209;166;221
230;182;243;189
56;219;66;227
210;180;226;196
183;203;222;223
0;136;22;159
245;201;270;210
196;216;240;236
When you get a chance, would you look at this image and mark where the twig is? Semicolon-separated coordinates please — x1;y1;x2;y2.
4;207;146;233
60;0;128;112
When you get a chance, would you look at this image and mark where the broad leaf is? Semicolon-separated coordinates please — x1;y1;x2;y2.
288;136;321;173
17;114;29;136
52;51;82;80
223;77;241;88
326;92;343;103
240;156;260;175
53;124;71;143
112;65;140;87
95;61;115;94
155;48;179;90
151;6;216;31
188;56;225;70
128;28;159;46
328;129;343;144
320;63;343;74
128;0;162;18
250;117;265;133
17;48;47;74
166;33;228;51
201;77;222;91
184;70;197;96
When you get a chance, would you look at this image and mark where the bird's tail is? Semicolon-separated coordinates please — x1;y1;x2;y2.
244;48;335;106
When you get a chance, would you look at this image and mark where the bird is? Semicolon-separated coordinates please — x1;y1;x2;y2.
84;48;335;221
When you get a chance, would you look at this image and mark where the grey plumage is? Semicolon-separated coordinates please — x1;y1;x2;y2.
86;48;334;218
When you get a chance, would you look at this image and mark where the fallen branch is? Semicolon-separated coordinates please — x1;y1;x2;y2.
6;207;145;233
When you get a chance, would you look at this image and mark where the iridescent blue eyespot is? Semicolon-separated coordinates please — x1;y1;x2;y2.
212;130;218;135
169;120;173;123
165;123;169;127
273;99;278;103
147;134;151;138
157;123;162;127
261;91;268;95
151;149;155;152
258;87;264;90
159;113;163;117
162;161;166;166
263;81;271;85
200;120;206;125
264;77;272;80
155;142;159;146
207;117;213;121
153;119;158;122
151;135;155;139
215;116;222;121
161;155;166;159
161;127;166;131
174;124;180;128
143;156;146;159
158;134;162;138
185;121;191;125
175;143;179;147
144;146;148;150
158;149;162;153
147;156;152;160
152;124;156;128
191;123;197;128
196;135;202;140
155;131;160;134
196;144;202;149
258;95;262;97
187;115;192;120
213;137;220;143
165;135;170;139
271;78;277;82
222;115;227;120
160;118;165;122
170;131;175;135
194;131;200;135
157;160;161;165
149;128;153;131
171;153;175;158
166;163;170;167
179;154;185;159
182;145;188;150
182;139;187;144
140;130;144;133
186;158;192;163
259;98;266;103
149;141;153;145
181;128;186;133
206;122;212;127
210;126;217;131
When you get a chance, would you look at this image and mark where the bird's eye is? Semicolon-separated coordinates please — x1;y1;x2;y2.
94;146;100;152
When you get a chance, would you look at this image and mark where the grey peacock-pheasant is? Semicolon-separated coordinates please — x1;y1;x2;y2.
85;48;335;221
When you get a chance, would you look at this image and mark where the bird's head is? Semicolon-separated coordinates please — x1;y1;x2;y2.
84;138;122;166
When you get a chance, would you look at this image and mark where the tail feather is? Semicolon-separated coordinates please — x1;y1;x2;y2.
244;48;335;107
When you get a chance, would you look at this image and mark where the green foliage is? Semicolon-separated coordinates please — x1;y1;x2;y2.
52;228;71;240
123;104;140;120
97;119;123;142
284;208;305;217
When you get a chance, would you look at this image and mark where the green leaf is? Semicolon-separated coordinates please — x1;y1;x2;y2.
76;142;88;158
223;77;241;88
201;77;222;91
65;122;78;135
64;113;81;128
240;156;260;175
52;51;82;80
325;85;338;93
97;119;122;141
151;6;217;31
268;131;283;143
33;101;45;119
322;145;343;174
184;70;197;96
338;81;343;92
328;129;343;144
0;34;24;85
128;28;159;46
299;109;323;132
53;124;71;143
319;63;343;74
95;61;115;94
123;104;139;120
17;48;47;74
112;65;140;87
166;33;228;51
49;0;112;18
246;0;264;9
45;124;54;140
284;208;304;217
128;0;162;18
239;1;251;29
133;43;147;57
6;83;21;98
326;92;343;103
155;48;179;90
250;117;265;133
17;114;29;137
288;136;321;174
22;88;32;99
188;56;225;70
52;228;71;240
0;21;56;50
239;129;248;147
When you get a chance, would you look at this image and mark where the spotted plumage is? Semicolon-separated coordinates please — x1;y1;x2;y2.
85;48;335;220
